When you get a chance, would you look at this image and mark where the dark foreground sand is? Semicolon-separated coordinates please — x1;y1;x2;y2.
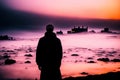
63;71;120;80
0;71;119;80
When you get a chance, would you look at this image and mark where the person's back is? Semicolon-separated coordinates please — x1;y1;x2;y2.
36;24;63;80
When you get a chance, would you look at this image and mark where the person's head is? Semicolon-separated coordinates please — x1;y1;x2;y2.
46;24;54;32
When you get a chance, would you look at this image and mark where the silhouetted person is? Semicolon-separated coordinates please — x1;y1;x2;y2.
36;24;63;80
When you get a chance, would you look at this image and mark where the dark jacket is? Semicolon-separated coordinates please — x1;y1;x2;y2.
36;32;62;68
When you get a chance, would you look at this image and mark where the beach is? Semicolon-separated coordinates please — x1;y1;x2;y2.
0;31;120;80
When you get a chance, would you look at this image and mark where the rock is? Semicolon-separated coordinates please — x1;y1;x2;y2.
71;54;79;56
87;61;96;63
109;51;117;54
111;59;120;62
75;60;78;63
6;50;14;52
25;61;31;63
56;30;63;34
63;52;66;53
81;72;89;75
3;53;10;58
89;30;96;33
24;54;33;57
63;56;67;58
87;57;93;59
101;28;111;33
0;35;14;40
97;58;110;62
5;59;16;65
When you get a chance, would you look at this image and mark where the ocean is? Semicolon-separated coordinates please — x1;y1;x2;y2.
0;28;120;79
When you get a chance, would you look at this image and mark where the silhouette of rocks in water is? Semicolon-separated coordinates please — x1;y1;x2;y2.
67;26;88;34
97;58;110;62
89;30;96;33
71;54;79;56
56;30;63;34
101;28;110;33
0;35;14;40
111;59;120;62
100;28;120;34
5;59;16;65
24;54;33;57
6;50;14;52
80;72;89;75
87;57;93;59
63;56;67;58
3;53;11;59
87;61;96;63
24;61;31;63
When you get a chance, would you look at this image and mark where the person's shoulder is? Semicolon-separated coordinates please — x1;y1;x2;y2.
56;37;61;42
39;36;45;41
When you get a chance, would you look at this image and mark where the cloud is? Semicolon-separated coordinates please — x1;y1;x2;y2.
2;0;120;19
0;3;120;32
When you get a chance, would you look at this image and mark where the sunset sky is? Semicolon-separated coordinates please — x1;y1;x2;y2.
3;0;120;19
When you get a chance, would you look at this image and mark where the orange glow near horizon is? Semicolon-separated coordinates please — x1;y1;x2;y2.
5;0;120;19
